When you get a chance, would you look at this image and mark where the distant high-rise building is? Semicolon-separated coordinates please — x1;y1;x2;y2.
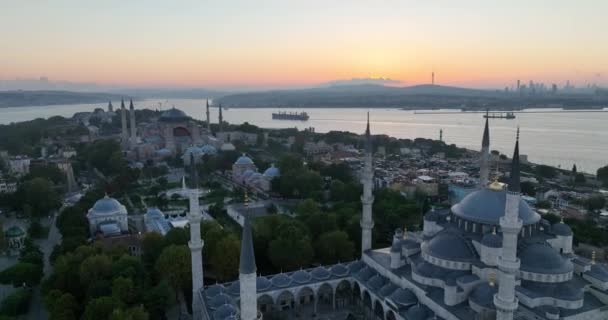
432;71;435;85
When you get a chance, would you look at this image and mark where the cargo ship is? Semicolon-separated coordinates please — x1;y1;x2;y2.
483;112;516;119
272;111;310;121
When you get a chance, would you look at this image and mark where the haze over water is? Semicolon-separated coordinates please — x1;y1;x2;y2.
1;99;607;174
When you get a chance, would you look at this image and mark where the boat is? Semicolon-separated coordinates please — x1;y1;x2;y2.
483;112;516;119
272;111;309;121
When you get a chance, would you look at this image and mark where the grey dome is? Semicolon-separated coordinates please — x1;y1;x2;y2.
481;232;503;248
146;207;163;218
405;304;429;320
235;154;254;165
209;293;234;310
519;243;573;274
552;222;572;236
227;281;240;296
311;266;331;280
292;270;312;284
212;304;237;320
451;188;540;225
200;144;217;154
389;288;417;307
348;261;365;274
263;164;280;178
355;267;376;282
426;229;477;261
469;283;498;308
205;284;226;298
378;283;398;298
271;273;292;288
330;264;349;277
366;274;387;290
91;196;123;215
256;276;272;291
159;108;190;122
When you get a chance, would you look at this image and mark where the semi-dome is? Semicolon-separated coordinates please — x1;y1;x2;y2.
311;266;331;280
426;229;477;261
257;276;272;291
469;283;498;308
205;284;226;298
235;154;254;165
145;207;163;218
451;188;540;225
200;144;217;155
552;222;573;236
159;107;190;122
378;283;398;298
263;164;280;178
348;260;365;274
292;270;312;284
366;274;387;290
519;243;573;275
404;304;429;320
388;288;417;307
227;281;240;296
271;273;292;288
212;304;237;320
91;196;124;215
209;293;234;310
481;232;503;248
355;267;376;282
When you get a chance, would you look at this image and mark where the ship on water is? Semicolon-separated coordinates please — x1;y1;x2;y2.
272;111;310;121
483;111;516;119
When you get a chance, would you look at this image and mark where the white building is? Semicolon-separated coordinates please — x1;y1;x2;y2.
86;195;129;237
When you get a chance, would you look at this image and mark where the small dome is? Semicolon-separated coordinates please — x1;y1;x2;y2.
355;266;376;282
184;146;204;156
235;154;254;165
481;232;503;248
378;283;398;298
552;222;572;236
209;293;234;310
311;266;331;280
205;284;226;298
5;226;25;238
146;207;163;218
91;196;124;215
452;188;540;225
348;260;365;274
271;273;292;288
405;304;429;320
263;164;280;178
200;144;217;154
159;108;190;122
469;283;498;308
330;264;349;277
519;243;573;275
366;274;387;290
292;270;312;284
212;304;237;320
426;229;477;262
257;277;272;291
226;281;240;296
388;288;417;307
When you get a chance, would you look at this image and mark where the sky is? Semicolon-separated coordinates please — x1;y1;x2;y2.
1;0;607;89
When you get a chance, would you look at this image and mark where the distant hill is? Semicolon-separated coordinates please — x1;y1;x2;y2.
216;84;503;108
0;90;129;108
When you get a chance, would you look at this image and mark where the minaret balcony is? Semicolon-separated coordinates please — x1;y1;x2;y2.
189;240;204;251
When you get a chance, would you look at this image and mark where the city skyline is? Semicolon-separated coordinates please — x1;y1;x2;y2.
2;0;608;89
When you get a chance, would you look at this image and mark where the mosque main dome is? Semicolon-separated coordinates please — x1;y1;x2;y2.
451;188;540;225
90;196;124;216
159;107;190;122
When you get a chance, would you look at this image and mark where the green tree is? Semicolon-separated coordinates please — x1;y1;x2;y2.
520;181;536;196
574;173;586;185
15;177;61;218
25;164;65;185
112;277;137;306
267;220;313;270
0;288;31;316
536;165;557;179
201;221;227;262
141;232;164;269
82;296;117;320
585;195;606;211
110;305;149;320
162;228;189;247
315;231;355;264
44;290;79;320
79;254;112;286
143;280;171;320
0;262;43;287
155;245;191;300
598;165;608;187
211;234;240;281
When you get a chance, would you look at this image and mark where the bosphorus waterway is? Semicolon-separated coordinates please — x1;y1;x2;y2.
1;98;607;174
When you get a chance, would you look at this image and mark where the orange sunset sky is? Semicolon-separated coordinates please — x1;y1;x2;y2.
2;0;607;89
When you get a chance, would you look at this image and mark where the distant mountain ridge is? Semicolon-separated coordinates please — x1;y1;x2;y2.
0;90;129;108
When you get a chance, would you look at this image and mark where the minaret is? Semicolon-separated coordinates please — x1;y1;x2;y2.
129;99;137;148
239;191;258;320
479;116;490;188
360;112;374;254
205;99;211;133
107;101;113;112
188;155;204;320
218;103;224;134
494;129;522;320
120;99;128;149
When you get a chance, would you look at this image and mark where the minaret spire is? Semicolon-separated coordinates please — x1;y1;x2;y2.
360;113;374;254
239;191;257;320
188;154;204;319
479;114;490;188
120;98;128;149
218;103;224;134
107;100;113;112
129;99;137;149
494;130;523;320
205;99;211;133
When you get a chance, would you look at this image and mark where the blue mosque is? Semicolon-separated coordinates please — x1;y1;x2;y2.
180;115;608;320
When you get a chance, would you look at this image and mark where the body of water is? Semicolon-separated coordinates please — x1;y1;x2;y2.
1;98;607;174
